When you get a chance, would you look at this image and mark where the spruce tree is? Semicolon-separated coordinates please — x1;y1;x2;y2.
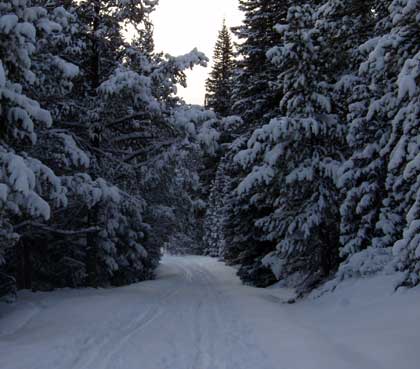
205;20;235;117
231;0;288;127
370;0;420;286
234;3;345;291
338;0;420;285
203;157;232;257
0;0;71;295
218;0;291;287
337;2;393;264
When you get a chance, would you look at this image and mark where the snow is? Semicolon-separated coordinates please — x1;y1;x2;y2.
15;22;36;42
398;75;417;100
9;107;34;138
99;67;160;113
0;14;18;33
53;57;79;79
0;183;8;202
167;48;208;71
0;60;6;87
25;191;51;220
54;132;90;168
36;19;62;34
1;255;419;369
334;247;394;281
23;6;47;23
6;154;36;194
238;165;275;194
0;150;55;220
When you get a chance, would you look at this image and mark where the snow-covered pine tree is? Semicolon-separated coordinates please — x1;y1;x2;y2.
371;0;420;286
2;3;122;290
231;0;288;127
230;2;346;291
338;0;420;284
337;2;395;267
206;5;288;264
217;0;291;286
205;20;235;117
53;0;208;286
46;0;160;287
0;0;69;295
316;0;375;69
220;132;280;287
315;0;377;127
201;115;243;259
308;0;393;283
203;157;231;257
203;185;221;257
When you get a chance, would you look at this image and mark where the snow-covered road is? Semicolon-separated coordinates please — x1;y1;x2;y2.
1;255;419;369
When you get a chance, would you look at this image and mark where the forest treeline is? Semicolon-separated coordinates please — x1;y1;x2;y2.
0;0;224;300
203;0;419;294
0;0;419;302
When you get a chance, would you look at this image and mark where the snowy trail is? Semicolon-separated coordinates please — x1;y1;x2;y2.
1;255;419;369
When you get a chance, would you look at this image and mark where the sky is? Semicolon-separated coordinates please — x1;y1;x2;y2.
152;0;243;105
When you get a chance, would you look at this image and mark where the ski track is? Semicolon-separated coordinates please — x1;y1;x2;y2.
73;288;180;369
187;260;272;369
1;255;419;369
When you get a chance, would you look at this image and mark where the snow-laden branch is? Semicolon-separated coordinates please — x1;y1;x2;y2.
14;221;100;236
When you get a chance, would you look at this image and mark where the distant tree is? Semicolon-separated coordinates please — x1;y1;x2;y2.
205;20;235;117
203;156;231;257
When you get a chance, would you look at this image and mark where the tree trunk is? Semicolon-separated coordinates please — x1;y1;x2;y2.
16;237;32;290
85;1;102;288
86;208;99;287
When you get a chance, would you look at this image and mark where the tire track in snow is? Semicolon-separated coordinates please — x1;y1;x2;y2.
189;258;386;369
72;303;162;369
98;259;195;369
71;263;188;369
193;259;274;369
0;302;42;338
191;297;207;369
158;257;210;369
187;260;245;369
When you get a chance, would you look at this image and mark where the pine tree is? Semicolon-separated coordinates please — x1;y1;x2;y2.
0;0;70;295
47;0;207;287
203;157;232;257
371;0;420;286
308;0;420;286
231;0;288;127
218;1;293;286
337;2;394;264
337;0;420;285
205;20;235;117
218;0;291;287
224;2;350;291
